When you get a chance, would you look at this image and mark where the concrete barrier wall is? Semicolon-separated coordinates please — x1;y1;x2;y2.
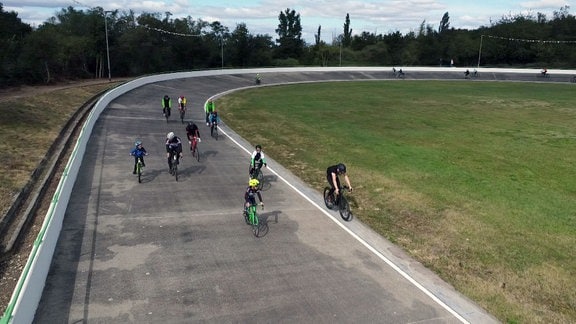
2;66;574;324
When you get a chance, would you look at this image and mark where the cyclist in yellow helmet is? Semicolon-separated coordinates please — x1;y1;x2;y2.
244;178;264;211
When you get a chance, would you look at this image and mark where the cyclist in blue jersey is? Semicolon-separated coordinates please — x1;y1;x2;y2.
130;140;148;174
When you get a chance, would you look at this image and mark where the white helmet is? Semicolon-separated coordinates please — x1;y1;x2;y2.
167;132;175;140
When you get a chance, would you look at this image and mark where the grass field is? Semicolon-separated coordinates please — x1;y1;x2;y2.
217;80;576;323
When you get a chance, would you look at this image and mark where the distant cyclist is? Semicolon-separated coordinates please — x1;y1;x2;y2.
326;163;353;199
185;122;201;153
162;95;172;117
205;99;215;126
165;132;183;173
130;140;148;174
178;95;187;110
249;144;267;177
244;178;264;212
209;111;219;136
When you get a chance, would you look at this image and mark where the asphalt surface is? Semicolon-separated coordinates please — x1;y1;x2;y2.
33;71;500;323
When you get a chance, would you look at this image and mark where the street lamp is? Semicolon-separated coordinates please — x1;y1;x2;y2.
104;11;113;81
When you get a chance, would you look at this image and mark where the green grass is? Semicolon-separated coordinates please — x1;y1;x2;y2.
218;80;576;323
0;84;120;218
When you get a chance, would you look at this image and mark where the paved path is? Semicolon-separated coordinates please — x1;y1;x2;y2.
34;71;498;323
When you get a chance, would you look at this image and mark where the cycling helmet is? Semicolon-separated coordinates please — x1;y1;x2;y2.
135;140;142;146
255;144;262;150
167;132;175;140
337;163;347;173
249;179;260;187
187;122;194;127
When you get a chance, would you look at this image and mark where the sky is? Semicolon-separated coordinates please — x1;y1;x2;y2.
2;0;572;43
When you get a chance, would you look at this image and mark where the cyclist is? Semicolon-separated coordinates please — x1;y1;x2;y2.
326;163;353;200
244;178;264;213
204;99;215;126
209;111;219;136
177;95;187;116
255;73;261;85
162;95;172;117
178;95;187;110
165;132;183;173
249;144;267;177
185;121;201;154
130;140;148;174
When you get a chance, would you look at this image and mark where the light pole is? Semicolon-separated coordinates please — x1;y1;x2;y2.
220;36;224;69
477;35;484;69
104;11;112;81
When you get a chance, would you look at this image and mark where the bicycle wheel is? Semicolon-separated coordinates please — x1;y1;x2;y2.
339;196;352;221
213;124;219;140
172;156;179;181
180;110;185;123
137;162;142;183
195;147;200;162
251;207;260;237
323;187;335;209
165;109;170;123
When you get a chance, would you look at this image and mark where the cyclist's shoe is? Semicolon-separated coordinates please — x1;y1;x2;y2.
206;122;210;126
133;171;136;175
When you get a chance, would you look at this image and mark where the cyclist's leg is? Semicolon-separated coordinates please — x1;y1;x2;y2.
167;151;174;170
326;174;335;196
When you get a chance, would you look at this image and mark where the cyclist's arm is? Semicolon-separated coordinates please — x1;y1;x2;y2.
257;192;263;204
343;174;352;191
331;172;340;193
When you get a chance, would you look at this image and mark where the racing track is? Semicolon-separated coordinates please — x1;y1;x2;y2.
32;69;508;323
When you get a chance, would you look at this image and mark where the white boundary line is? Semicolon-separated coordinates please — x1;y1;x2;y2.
216;113;470;324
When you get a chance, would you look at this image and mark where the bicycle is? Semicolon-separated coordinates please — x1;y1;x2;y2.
135;157;144;183
243;203;263;237
169;152;179;181
179;107;186;124
250;164;264;190
210;121;219;140
323;185;353;221
570;76;576;83
189;136;200;162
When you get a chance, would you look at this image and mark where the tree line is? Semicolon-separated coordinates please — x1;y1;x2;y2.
2;4;576;88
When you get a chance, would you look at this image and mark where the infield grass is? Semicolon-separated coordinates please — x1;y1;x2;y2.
218;80;576;323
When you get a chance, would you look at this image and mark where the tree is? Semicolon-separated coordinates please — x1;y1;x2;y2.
439;12;450;33
0;4;32;86
275;8;304;59
343;13;352;47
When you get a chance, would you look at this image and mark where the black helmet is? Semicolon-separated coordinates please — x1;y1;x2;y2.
337;163;346;173
255;144;262;150
187;121;194;127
